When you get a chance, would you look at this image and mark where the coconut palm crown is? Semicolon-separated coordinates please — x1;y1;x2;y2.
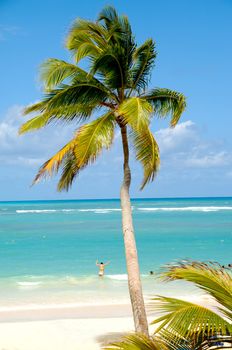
20;6;185;190
19;6;186;335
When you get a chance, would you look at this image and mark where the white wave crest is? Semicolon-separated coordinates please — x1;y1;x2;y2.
107;274;128;281
16;208;121;214
78;209;121;214
17;281;42;287
138;206;232;212
16;209;58;213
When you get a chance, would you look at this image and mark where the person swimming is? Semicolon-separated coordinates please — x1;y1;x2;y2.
96;260;110;277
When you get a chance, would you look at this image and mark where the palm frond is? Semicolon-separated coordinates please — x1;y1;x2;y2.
20;103;98;134
33;112;115;189
131;126;160;189
90;47;125;90
160;261;232;317
66;18;107;61
33;137;77;183
43;83;111;111
19;114;50;134
103;333;169;350
130;39;156;93
150;296;232;339
118;97;152;130
98;6;119;28
57;151;80;191
142;88;186;127
40;58;88;90
23;100;48;115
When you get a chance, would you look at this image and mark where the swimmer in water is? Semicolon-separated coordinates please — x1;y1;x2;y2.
96;260;110;277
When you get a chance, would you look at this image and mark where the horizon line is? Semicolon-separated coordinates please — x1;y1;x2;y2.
1;196;232;203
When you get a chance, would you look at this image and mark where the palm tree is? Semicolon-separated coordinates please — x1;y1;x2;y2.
150;261;232;347
19;6;186;335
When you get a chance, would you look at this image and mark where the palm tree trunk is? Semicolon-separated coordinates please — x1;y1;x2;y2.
120;125;149;336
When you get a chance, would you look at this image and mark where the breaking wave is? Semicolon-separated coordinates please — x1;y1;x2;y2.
138;206;232;212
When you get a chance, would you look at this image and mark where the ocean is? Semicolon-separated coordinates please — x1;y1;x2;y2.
0;197;231;310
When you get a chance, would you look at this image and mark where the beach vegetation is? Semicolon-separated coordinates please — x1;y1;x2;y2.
19;6;186;335
105;261;232;349
150;261;232;346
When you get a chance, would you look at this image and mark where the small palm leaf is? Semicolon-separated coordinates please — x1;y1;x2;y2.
103;333;169;350
66;18;107;61
40;59;88;90
118;97;153;130
130;39;156;93
131;127;160;189
19;114;51;134
44;82;111;111
143;88;186;127
57;152;80;191
150;296;232;339
33;112;115;190
160;261;232;318
20;104;97;134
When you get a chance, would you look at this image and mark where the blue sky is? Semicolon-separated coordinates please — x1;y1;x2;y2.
0;0;232;200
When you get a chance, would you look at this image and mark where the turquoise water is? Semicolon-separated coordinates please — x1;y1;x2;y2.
0;197;231;308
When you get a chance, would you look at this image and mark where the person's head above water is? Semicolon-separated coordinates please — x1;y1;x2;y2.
100;262;104;265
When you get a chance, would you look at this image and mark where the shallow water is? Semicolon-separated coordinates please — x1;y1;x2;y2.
0;197;231;309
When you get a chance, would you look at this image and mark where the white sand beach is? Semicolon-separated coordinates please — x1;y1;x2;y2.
0;317;135;350
0;304;139;350
0;295;212;350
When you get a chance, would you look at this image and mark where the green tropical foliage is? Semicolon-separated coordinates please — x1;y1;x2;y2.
104;262;232;350
150;261;232;347
19;6;186;190
103;333;169;350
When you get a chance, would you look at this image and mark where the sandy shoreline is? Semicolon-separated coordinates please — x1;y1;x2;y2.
0;295;211;349
0;317;136;350
0;303;156;350
0;303;133;323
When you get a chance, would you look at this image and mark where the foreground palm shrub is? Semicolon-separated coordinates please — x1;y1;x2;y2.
104;262;232;350
103;334;169;350
150;261;232;347
19;6;186;334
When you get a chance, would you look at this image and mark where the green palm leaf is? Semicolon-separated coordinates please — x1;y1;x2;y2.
40;58;88;90
150;296;232;339
66;18;107;61
19;114;51;134
103;333;169;350
142;88;186;127
160;261;232;317
130;39;156;93
43;83;111;111
33;112;115;190
118;97;153;130
20;104;97;134
131;127;160;189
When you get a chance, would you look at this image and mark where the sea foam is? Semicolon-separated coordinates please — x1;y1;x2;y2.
138;206;232;212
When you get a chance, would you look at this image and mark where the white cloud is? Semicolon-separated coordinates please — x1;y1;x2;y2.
155;120;197;153
154;120;232;170
0;105;75;167
185;151;231;168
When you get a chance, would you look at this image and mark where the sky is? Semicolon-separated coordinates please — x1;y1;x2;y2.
0;0;232;201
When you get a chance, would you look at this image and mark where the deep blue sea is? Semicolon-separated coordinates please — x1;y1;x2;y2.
0;197;231;309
